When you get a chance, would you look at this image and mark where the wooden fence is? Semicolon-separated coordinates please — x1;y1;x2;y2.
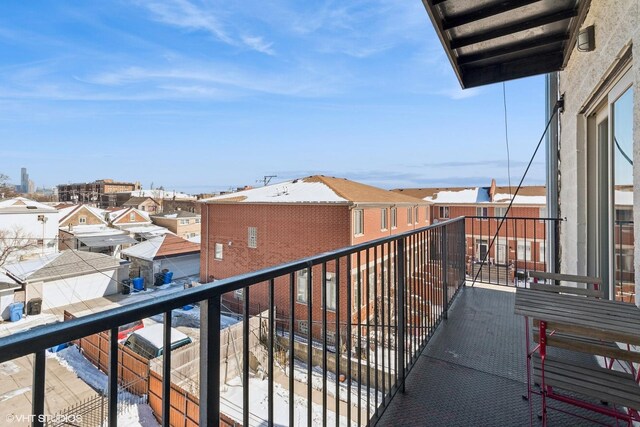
63;311;150;396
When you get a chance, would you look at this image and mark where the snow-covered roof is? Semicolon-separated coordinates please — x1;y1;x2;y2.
62;224;127;236
58;204;108;225
131;324;190;348
492;193;546;205
202;176;428;205
118;224;170;235
3;251;120;282
426;188;490;204
0;197;58;213
121;234;200;261
187;235;201;244
124;190;195;200
394;185;546;206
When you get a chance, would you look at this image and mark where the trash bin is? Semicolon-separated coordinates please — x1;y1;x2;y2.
163;271;173;284
9;302;24;322
122;279;131;295
132;277;144;291
154;273;164;286
27;298;42;315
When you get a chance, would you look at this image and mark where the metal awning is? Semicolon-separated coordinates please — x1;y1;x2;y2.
422;0;591;88
77;234;138;248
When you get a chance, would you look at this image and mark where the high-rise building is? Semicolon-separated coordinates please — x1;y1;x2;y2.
20;167;29;193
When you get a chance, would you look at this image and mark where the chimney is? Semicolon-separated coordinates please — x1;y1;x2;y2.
489;179;497;202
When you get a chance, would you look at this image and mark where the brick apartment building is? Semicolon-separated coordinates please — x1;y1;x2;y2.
200;175;431;340
57;179;141;208
394;180;547;284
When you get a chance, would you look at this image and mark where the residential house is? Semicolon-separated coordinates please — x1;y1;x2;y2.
115;189;196;212
57;179;141;208
200;175;430;336
0;197;60;264
122;196;161;214
106;207;170;241
150;211;201;240
394;181;547;282
3;250;129;312
57;204;136;255
121;234;200;288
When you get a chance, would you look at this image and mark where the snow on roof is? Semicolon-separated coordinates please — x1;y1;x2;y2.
0;197;58;213
125;190;195;200
201;176;428;205
492;193;546;205
121;234;199;261
63;224;127;236
122;236;163;261
131;323;189;348
425;188;490;204
187;235;201;244
118;224;170;235
4;251;121;282
3;253;61;281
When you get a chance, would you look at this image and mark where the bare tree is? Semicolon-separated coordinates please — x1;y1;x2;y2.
0;173;17;198
0;227;38;267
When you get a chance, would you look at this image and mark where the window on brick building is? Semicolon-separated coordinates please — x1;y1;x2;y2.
425;206;429;223
214;243;223;260
415;207;419;224
391;208;397;229
368;271;376;301
517;241;532;261
248;227;257;248
381;209;388;230
296;270;308;304
354;209;364;235
476;207;488;219
196;218;201;224
495;207;507;218
129;212;136;221
79;216;87;224
439;206;449;219
180;219;189;225
407;207;412;225
325;272;336;311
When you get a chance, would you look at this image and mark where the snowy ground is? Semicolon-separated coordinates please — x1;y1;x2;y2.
147;304;240;330
49;346;159;427
221;376;356;427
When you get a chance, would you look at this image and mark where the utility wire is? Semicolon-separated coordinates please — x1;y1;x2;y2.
471;97;563;287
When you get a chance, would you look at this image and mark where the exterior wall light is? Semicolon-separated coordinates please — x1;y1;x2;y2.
577;25;595;52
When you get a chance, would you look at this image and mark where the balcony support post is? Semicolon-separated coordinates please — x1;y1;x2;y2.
442;228;449;320
199;295;221;427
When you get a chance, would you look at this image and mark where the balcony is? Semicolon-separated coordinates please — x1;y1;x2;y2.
0;216;634;426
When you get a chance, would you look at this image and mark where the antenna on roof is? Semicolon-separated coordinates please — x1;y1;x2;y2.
257;175;277;186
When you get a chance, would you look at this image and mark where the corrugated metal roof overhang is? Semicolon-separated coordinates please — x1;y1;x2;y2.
421;0;591;88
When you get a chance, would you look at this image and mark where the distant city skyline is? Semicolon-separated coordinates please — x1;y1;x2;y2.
0;1;546;194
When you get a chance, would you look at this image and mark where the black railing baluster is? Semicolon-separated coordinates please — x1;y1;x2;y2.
366;247;371;419
307;265;313;427
321;262;327;427
268;278;275;427
374;244;379;416
32;350;46;427
108;327;118;427
357;250;362;427
243;287;250;427
346;254;352;426
334;259;341;427
289;273;295;426
381;242;387;404
397;238;406;393
199;296;221;427
162;310;172;427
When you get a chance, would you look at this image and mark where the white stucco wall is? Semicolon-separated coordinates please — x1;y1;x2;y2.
28;270;118;311
0;210;60;262
558;0;639;304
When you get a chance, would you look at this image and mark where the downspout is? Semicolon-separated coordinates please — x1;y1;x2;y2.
545;72;560;274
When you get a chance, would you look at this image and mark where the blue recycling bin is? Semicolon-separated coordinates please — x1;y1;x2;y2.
163;271;173;284
132;277;144;291
9;302;24;322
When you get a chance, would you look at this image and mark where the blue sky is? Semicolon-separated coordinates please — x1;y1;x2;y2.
0;0;546;194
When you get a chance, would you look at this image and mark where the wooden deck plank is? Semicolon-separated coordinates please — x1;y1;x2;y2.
528;271;602;285
528;282;603;298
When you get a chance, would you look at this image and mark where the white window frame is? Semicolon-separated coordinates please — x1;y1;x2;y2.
354;209;364;236
391;208;397;229
214;243;223;260
495;207;508;218
296;270;308;304
476;207;488;220
248;227;257;248
439;206;449;219
79;216;87;224
195;218;201;224
381;208;388;231
407;207;412;225
415;207;419;224
325;272;336;311
539;241;545;264
517;241;532;261
180;219;189;225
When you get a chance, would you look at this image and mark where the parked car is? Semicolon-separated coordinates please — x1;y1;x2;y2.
117;319;144;341
123;324;192;359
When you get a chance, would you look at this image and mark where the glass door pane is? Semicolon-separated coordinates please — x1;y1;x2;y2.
612;86;634;302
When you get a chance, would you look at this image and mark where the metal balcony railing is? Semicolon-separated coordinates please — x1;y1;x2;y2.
0;217;466;427
464;216;562;287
